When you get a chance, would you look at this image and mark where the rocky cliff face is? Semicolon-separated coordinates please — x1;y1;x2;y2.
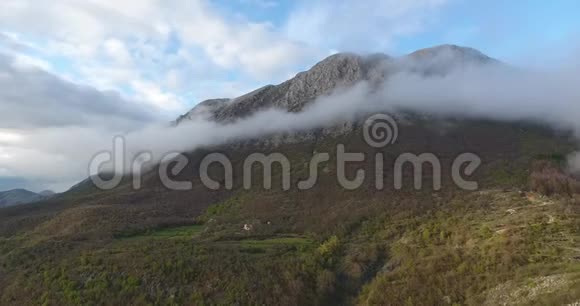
177;53;391;123
177;44;497;125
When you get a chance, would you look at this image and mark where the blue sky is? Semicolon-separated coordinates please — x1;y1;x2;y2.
397;0;580;61
0;0;579;192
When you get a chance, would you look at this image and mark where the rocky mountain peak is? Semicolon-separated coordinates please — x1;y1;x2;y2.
174;98;230;124
176;52;393;123
405;44;497;75
304;52;365;78
409;44;492;62
176;45;496;124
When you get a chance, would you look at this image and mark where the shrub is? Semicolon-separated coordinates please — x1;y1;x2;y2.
529;161;580;196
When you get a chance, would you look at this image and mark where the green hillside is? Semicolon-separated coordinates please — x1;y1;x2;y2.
1;119;580;305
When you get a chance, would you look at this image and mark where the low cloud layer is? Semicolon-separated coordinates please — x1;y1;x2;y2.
382;66;580;133
3;50;580;191
113;53;580;175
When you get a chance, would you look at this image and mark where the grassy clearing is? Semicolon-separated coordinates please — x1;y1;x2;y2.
216;236;315;251
238;236;314;246
116;224;204;241
235;236;314;248
115;224;315;254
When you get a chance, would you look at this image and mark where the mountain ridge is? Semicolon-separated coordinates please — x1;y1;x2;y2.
0;188;55;208
176;44;498;125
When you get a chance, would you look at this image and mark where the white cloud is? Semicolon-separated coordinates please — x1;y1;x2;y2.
103;39;133;65
10;54;52;71
131;80;184;111
0;0;318;103
172;1;316;79
0;130;24;144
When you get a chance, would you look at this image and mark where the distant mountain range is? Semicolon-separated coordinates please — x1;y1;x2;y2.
0;189;55;208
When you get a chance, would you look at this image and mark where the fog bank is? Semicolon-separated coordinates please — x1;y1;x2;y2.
4;54;580;190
